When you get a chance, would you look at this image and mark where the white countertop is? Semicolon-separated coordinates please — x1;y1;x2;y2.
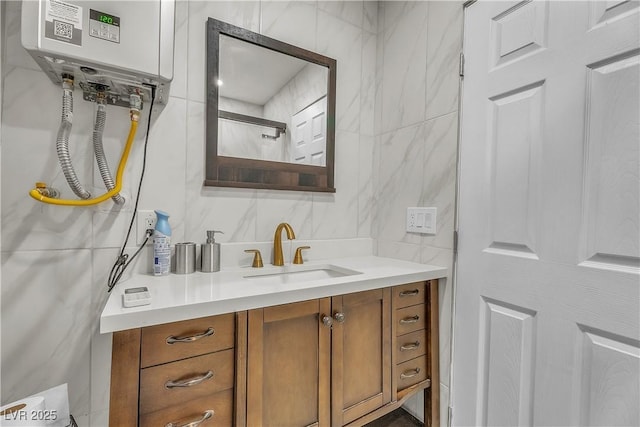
100;255;447;333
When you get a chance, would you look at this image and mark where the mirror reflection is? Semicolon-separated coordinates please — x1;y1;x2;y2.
218;34;329;166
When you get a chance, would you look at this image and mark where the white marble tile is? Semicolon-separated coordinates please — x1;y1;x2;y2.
1;67;93;251
318;0;364;28
89;330;112;421
370;135;381;242
376;240;421;262
90;409;109;427
312;130;359;239
358;135;374;238
440;383;450;426
376;123;425;245
363;0;378;33
373;13;384;137
316;11;362;133
123;97;188;245
171;0;190;100
360;30;377;137
184;101;258;243
420;113;458;250
261;1;317;52
1;250;92;419
256;191;313;242
380;1;428;133
426;1;463;120
187;1;260;103
2;1;41;75
421;246;454;387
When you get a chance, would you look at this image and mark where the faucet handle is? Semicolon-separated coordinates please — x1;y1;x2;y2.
293;246;311;265
244;249;264;268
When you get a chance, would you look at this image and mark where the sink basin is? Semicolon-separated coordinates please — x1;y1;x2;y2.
243;264;361;284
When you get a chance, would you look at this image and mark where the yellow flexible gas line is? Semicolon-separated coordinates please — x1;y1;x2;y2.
29;119;139;206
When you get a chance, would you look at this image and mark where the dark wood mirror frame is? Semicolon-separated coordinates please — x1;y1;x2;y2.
205;18;337;192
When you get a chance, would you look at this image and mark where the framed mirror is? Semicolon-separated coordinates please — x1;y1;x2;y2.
206;18;337;192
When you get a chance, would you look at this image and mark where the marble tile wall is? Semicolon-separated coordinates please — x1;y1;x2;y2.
0;1;463;425
374;1;463;423
0;1;376;424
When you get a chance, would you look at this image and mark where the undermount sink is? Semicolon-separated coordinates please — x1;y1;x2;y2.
243;264;361;284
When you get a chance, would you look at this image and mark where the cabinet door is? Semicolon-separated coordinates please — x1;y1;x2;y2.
331;289;391;426
247;299;331;427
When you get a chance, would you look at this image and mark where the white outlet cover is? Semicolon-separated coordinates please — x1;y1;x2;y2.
137;210;156;244
406;207;437;234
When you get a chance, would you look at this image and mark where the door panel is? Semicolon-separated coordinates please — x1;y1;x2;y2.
247;299;331;427
454;1;639;426
332;289;391;426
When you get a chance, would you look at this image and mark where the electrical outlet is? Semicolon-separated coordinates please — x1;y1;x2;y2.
406;207;437;234
137;210;156;244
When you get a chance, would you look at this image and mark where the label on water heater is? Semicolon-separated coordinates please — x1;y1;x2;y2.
45;0;83;46
89;9;120;43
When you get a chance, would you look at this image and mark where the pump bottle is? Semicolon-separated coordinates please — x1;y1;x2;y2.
201;230;223;272
153;210;171;276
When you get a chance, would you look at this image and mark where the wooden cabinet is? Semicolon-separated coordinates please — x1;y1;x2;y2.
246;299;331;427
109;313;245;427
109;280;439;427
331;289;391;426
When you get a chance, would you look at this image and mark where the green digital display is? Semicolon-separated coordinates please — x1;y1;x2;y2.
99;14;114;24
89;9;120;27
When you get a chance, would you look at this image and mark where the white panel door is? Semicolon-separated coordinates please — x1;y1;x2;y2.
453;1;639;426
290;97;327;166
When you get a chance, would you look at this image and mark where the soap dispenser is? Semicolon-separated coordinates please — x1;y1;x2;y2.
201;230;223;272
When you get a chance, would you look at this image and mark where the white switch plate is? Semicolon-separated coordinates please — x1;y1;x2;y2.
406;207;437;234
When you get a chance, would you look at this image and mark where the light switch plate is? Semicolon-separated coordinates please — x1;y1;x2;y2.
406;207;437;234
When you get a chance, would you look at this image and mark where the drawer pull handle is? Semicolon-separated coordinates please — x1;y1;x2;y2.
400;315;420;324
400;368;421;379
400;341;421;351
166;327;215;344
399;289;419;297
165;409;214;427
165;370;214;389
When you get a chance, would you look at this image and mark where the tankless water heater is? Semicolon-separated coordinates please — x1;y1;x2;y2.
21;0;174;108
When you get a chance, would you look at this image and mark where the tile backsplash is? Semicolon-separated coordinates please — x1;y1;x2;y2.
1;1;462;424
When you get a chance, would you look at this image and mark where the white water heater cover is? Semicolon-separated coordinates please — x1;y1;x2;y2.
21;0;175;107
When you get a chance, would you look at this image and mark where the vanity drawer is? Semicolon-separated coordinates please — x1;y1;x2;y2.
397;355;427;391
140;388;233;427
141;313;235;367
139;349;234;415
396;329;427;364
396;304;426;336
393;282;426;309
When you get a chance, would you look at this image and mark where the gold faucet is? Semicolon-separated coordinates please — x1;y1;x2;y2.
273;223;296;266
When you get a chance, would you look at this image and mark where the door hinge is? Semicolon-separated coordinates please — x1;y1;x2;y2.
448;406;453;427
459;52;465;77
453;230;459;254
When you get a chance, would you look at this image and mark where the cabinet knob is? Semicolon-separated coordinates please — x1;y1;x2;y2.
321;315;333;328
333;312;346;323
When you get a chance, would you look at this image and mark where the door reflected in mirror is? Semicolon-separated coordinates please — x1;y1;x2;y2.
206;18;337;192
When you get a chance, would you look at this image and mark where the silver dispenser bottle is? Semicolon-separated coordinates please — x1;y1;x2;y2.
201;230;223;272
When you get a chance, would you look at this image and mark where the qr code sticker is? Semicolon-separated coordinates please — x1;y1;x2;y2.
54;20;73;39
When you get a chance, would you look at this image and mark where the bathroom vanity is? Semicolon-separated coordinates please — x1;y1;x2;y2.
101;256;446;427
